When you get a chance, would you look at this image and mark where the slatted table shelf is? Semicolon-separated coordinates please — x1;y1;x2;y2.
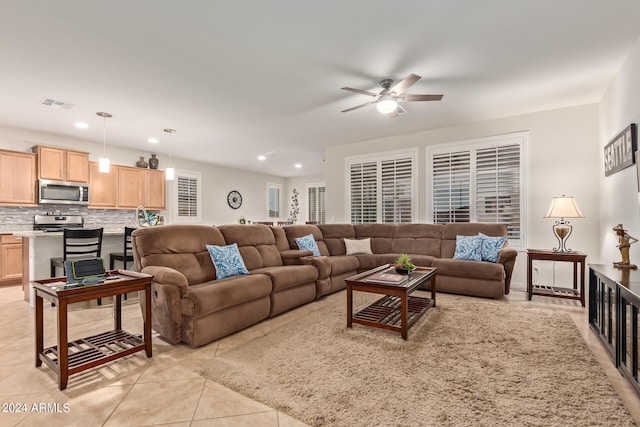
353;294;433;332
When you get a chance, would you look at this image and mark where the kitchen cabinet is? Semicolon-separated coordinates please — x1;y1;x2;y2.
0;149;36;205
89;161;118;207
0;234;22;285
117;167;165;209
144;169;166;210
33;145;89;183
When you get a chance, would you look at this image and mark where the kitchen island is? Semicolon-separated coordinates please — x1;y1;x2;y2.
13;228;133;305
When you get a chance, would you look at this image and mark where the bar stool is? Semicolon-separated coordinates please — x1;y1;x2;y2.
110;227;136;270
50;228;104;277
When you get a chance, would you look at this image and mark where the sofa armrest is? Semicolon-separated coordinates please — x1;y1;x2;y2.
141;265;189;297
301;255;331;279
497;247;518;295
281;249;314;265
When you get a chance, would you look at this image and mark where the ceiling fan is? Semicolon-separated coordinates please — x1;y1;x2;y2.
341;73;443;117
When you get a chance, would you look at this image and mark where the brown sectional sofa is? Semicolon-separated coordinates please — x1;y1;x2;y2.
132;222;516;347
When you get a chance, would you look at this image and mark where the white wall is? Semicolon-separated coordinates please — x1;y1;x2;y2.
599;38;640;265
325;104;601;289
0;125;286;226
286;174;325;224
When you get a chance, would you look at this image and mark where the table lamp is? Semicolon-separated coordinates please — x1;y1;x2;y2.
544;195;585;253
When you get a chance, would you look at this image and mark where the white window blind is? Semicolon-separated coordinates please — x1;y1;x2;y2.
172;170;202;223
350;161;377;223
475;145;521;239
381;158;412;223
307;184;326;223
432;151;471;222
347;150;416;224
429;133;526;246
268;184;281;218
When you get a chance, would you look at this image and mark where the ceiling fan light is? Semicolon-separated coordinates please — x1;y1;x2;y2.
376;97;398;114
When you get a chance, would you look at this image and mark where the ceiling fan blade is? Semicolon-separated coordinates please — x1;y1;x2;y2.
389;74;421;96
341;100;377;113
341;87;378;97
399;94;444;102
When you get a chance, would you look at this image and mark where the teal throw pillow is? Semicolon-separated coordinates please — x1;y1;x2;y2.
295;234;321;257
206;243;250;279
478;233;507;263
453;235;482;261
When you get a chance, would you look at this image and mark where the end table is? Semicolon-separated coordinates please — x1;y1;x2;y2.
527;249;587;306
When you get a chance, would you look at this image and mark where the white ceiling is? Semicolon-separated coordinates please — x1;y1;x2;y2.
2;1;640;177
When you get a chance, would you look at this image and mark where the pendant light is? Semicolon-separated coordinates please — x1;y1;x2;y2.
96;112;112;173
164;128;175;180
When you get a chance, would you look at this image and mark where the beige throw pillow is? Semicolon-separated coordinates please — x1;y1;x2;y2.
344;238;372;255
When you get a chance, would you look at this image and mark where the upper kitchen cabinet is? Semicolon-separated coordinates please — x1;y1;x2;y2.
88;161;117;208
0;149;36;205
117;166;165;210
145;169;166;210
32;145;89;183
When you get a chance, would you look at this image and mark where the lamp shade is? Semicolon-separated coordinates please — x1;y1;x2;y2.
544;195;585;219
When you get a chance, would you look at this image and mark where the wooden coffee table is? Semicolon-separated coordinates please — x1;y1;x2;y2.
345;264;437;339
32;270;153;390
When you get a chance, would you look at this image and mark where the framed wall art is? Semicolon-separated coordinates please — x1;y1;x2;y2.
604;123;637;177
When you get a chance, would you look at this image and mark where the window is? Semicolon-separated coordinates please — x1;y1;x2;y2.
172;170;202;223
307;183;326;223
267;183;281;218
347;149;416;223
429;132;526;247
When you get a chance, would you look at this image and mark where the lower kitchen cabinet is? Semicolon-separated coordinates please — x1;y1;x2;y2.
0;234;22;285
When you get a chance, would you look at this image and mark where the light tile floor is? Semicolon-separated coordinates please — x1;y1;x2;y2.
0;284;638;426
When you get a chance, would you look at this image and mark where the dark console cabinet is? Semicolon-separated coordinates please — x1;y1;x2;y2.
589;264;640;395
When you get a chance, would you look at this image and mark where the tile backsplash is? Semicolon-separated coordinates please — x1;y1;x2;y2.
0;205;165;232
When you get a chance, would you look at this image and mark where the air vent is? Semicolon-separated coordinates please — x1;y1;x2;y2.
40;98;74;109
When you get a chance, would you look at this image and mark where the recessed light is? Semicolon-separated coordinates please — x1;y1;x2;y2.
148;137;158;144
294;163;302;169
74;121;88;129
258;155;266;161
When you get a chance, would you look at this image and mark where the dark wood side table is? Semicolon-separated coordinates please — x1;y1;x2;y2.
527;249;587;306
32;270;153;390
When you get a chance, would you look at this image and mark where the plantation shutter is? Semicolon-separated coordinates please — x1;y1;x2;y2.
381;157;413;223
308;185;326;223
350;161;378;223
475;144;521;240
432;151;471;223
177;175;198;218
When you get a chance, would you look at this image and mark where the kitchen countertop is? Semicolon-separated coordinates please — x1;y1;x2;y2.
12;229;130;238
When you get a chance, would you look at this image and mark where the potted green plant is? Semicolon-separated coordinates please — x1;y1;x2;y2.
393;254;415;274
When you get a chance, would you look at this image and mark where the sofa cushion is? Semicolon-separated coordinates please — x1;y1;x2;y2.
317;224;356;256
441;223;508;258
479;233;507;263
453;235;483;261
431;257;505;281
181;273;272;317
206;243;250;279
327;255;360;276
284;225;330;256
132;224;223;286
252;265;318;292
354;223;395;253
344;238;372;255
295;234;321;256
392;224;443;257
219;224;284;269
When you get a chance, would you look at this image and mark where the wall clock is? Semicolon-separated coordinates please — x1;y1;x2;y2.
227;190;242;209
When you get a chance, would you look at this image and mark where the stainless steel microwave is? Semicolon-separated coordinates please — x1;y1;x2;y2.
38;179;89;205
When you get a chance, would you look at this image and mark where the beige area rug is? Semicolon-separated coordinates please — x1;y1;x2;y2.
208;292;635;426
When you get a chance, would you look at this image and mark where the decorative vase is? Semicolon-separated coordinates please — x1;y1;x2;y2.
149;153;159;170
136;156;148;168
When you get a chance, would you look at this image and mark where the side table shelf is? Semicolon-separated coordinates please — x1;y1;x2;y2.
589;264;640;396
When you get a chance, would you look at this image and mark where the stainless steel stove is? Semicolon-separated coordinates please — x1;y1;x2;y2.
33;212;83;232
